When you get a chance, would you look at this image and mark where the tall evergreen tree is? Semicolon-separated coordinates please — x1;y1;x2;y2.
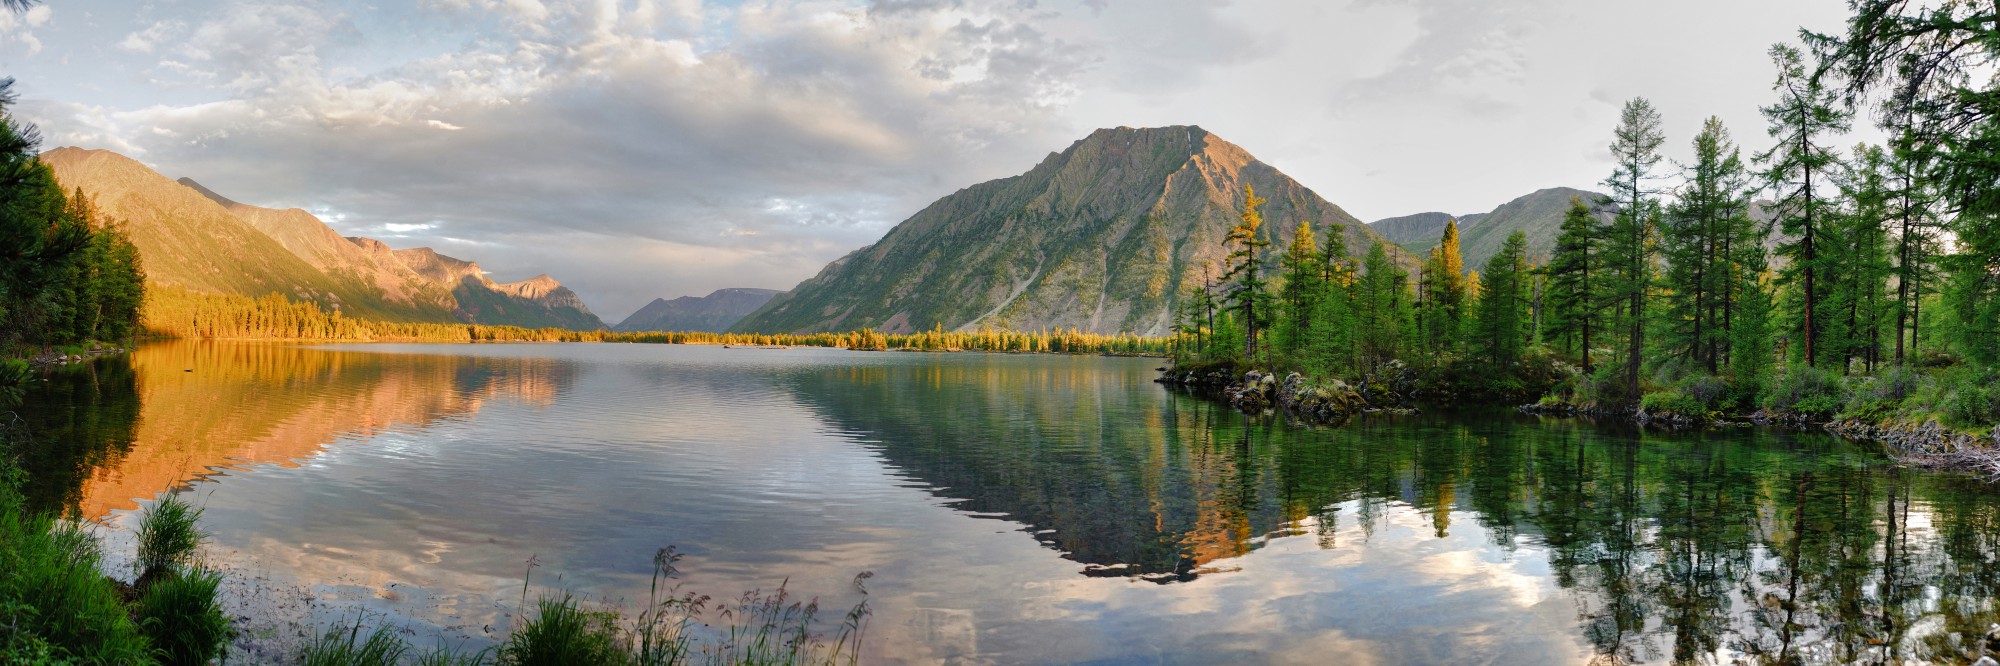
1884;142;1940;364
1222;184;1274;362
1302;222;1357;375
1827;143;1896;373
1354;242;1411;370
1274;220;1323;363
1475;231;1533;369
1602;97;1667;400
1542;197;1602;371
1661;117;1755;374
1417;219;1469;353
1754;43;1851;369
1814;1;2000;363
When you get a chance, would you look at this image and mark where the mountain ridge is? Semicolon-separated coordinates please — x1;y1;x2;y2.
43;146;605;330
733;125;1412;336
616;288;781;333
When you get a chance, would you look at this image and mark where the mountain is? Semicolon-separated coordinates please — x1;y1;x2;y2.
733;126;1410;336
43;146;605;330
40;147;430;322
1370;187;1607;270
177;177;460;322
388;247;607;330
1368;211;1464;253
616;288;781;333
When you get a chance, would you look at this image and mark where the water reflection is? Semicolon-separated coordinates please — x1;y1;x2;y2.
786;359;2000;663
16;341;574;518
15;343;2000;663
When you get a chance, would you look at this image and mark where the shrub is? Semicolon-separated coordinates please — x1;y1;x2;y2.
1764;367;1844;416
1944;382;2000;430
498;594;623;666
134;494;205;588
1640;390;1706;416
135;566;231;666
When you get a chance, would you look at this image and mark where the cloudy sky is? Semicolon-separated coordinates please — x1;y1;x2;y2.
0;0;1863;322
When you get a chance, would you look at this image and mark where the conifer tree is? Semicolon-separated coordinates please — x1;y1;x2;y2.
1355;242;1411;370
1222;185;1273;361
1416;219;1469;353
1754;43;1850;369
1814;1;2000;365
1475;231;1533;369
1828;143;1896;372
1602;97;1667;400
1302;222;1357;375
1275;220;1323;362
1542;197;1601;371
1661;117;1754;374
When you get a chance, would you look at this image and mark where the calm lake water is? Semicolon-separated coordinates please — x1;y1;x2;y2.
17;341;2000;664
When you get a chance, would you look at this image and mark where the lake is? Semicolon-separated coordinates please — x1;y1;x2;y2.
15;340;2000;664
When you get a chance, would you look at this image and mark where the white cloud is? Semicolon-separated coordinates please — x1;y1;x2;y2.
9;0;1877;318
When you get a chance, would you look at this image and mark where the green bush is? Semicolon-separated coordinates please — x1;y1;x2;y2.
135;566;231;666
1640;390;1706;416
1944;382;2000;430
134;494;205;587
1764;367;1844;416
499;594;624;666
0;487;153;663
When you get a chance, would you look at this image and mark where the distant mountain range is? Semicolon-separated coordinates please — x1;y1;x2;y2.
1369;186;1784;271
1367;187;1608;269
615;288;780;333
733;125;1413;336
42;147;606;330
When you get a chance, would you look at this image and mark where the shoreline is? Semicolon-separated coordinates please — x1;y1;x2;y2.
1162;364;2000;479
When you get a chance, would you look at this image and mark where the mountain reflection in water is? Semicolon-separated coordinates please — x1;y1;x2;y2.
13;342;2000;664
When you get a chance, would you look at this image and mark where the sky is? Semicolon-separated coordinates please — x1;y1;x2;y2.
0;0;1868;323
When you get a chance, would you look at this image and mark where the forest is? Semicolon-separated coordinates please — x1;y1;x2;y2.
1173;10;2000;432
0;80;144;365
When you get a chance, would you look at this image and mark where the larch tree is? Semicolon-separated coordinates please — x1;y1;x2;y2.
1222;184;1274;361
1602;97;1667;400
1475;231;1533;370
1417;219;1469;353
1661;116;1754;374
1754;43;1850;370
1542;196;1602;371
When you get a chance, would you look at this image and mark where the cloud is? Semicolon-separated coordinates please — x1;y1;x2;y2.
9;0;1874;319
19;0;1099;318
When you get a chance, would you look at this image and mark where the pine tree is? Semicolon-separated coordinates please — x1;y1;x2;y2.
1885;142;1940;365
1416;219;1469;353
1814;2;2000;364
1754;43;1851;369
1274;220;1323;363
1475;231;1533;369
1221;185;1274;362
1354;242;1411;370
1301;222;1357;375
1542;196;1602;370
1602;97;1667;400
1827;143;1896;373
1661;117;1754;375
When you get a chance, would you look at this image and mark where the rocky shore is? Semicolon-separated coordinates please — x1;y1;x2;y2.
1521;398;2000;479
1156;363;1419;424
1164;364;2000;480
24;345;128;368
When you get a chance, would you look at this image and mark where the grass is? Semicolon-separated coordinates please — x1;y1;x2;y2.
294;548;871;666
303;618;412;666
133;493;205;589
0;464;154;664
134;565;232;666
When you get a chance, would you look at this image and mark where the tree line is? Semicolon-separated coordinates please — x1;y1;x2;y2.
0;79;144;355
1176;10;2000;423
